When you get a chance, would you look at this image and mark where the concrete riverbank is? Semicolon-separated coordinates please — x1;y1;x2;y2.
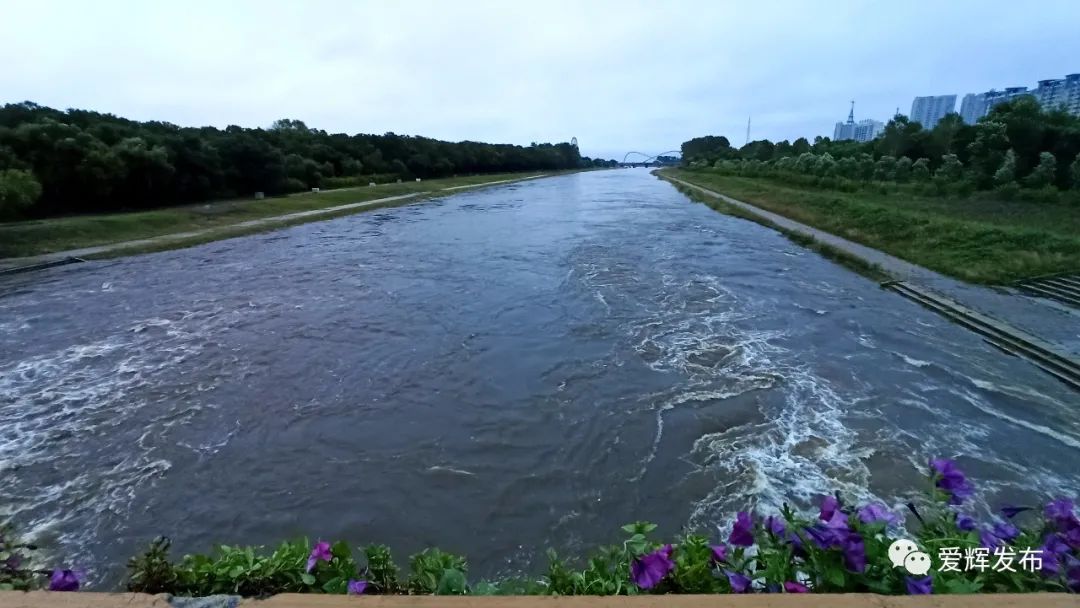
660;172;1080;386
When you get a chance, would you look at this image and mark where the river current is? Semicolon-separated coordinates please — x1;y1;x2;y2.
1;169;1076;585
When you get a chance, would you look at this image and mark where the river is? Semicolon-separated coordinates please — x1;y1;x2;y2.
1;169;1077;586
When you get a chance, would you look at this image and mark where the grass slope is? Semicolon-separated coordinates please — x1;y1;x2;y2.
665;170;1080;284
0;173;544;259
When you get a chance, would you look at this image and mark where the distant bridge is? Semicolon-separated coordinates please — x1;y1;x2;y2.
620;150;681;167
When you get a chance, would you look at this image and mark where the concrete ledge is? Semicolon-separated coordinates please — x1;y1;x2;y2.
1;593;1076;608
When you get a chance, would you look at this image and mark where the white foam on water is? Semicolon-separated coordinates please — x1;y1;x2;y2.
945;386;1080;451
891;351;932;368
0;305;255;577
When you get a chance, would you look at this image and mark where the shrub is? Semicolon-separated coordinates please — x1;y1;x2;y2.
1026;152;1058;189
120;461;1080;597
0;168;42;220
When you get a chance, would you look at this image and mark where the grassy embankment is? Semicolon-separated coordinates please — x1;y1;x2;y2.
663;169;1080;284
0;172;549;259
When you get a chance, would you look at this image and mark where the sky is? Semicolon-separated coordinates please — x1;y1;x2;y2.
2;1;1079;161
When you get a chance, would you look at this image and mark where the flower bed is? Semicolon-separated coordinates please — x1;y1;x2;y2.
3;460;1077;595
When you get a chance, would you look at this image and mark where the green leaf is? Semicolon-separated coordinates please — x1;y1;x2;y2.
825;568;845;588
228;566;245;578
437;568;468;595
300;573;316;586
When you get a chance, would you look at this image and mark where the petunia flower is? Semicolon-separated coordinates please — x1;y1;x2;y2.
992;521;1020;543
48;569;80;592
905;576;932;595
819;496;839;521
729;512;754;547
858;503;900;526
1045;498;1075;524
842;534;867;573
306;540;333;573
630;544;675;589
956;514;976;531
709;544;727;564
725;570;751;593
783;581;809;593
765;515;786;537
1067;557;1080;593
347;580;368;595
930;459;974;505
1037;534;1072;577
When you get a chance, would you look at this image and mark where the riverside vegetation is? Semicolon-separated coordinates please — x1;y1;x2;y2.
0;101;616;222
674;96;1080;284
3;461;1078;596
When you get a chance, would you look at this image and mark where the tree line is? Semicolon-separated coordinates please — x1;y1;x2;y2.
0;102;616;219
681;97;1080;196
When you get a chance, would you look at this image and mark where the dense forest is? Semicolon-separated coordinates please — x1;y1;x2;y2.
681;97;1080;196
0;102;614;219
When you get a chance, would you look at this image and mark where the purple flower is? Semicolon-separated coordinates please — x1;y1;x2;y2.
48;569;80;592
905;576;932;595
992;521;1019;543
979;520;1019;548
1037;534;1071;577
1000;505;1031;519
765;515;786;537
842;534;867;573
306;540;333;573
630;544;674;589
1046;498;1076;523
709;544;727;564
729;511;754;547
956;514;976;531
819;495;839;521
4;552;22;570
725;570;752;593
809;510;852;548
858;503;900;526
783;581;808;593
979;527;1003;549
1068;558;1080;593
930;458;974;505
347;580;368;595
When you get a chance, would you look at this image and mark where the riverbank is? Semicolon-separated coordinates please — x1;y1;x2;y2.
0;172;557;263
661;170;1080;284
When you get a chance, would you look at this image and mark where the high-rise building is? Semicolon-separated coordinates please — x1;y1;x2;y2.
959;87;1030;124
833;102;883;142
1034;74;1080;115
909;95;957;130
854;119;884;141
833;102;856;141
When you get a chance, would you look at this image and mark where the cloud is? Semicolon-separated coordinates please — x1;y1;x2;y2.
1;0;1077;160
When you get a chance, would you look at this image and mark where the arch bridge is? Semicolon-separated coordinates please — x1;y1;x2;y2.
620;150;681;167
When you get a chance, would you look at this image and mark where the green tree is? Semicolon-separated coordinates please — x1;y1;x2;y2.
911;158;931;182
855;153;875;181
874;155;898;181
1025;151;1057;188
1071;153;1080;189
0;168;42;218
791;137;811;155
966;121;1010;188
895;156;913;183
993;149;1017;187
937;154;964;180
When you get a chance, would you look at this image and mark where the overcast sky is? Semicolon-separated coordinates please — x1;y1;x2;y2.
2;1;1078;160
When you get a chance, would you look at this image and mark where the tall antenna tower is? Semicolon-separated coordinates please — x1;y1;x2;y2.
745;115;751;146
847;100;855;124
